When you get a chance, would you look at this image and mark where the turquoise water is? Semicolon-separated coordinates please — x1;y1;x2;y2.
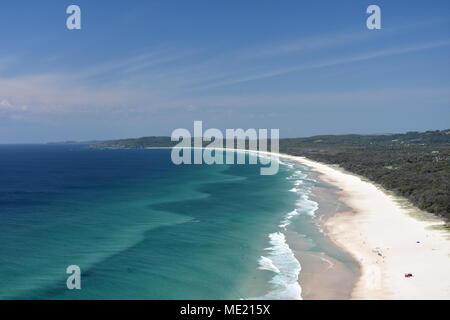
0;145;331;299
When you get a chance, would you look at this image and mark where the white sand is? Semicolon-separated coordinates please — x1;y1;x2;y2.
251;150;450;299
165;147;450;299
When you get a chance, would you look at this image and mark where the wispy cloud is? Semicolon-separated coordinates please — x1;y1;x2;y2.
195;40;450;89
1;28;449;123
0;98;28;111
239;19;449;60
238;32;371;59
160;86;450;111
77;46;198;81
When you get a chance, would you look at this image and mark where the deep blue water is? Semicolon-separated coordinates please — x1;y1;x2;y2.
1;145;314;299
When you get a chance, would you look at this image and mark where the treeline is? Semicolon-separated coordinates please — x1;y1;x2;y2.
279;130;450;220
95;136;176;148
94;129;450;220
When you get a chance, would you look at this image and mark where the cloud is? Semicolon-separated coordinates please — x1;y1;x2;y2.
0;99;28;111
196;40;450;89
0;28;449;123
77;46;196;81
238;32;371;59
0;99;13;109
237;20;445;60
164;87;450;111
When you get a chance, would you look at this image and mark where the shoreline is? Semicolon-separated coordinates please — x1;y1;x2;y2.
145;146;450;299
243;148;450;299
295;171;360;300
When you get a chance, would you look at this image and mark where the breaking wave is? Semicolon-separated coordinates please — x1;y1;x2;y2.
251;164;319;300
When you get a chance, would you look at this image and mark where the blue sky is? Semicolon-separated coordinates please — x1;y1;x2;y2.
0;0;449;143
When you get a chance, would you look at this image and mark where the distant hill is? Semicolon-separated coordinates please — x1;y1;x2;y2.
93;129;450;220
94;136;175;148
48;140;105;145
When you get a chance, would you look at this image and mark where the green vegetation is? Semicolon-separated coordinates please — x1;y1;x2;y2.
95;136;176;148
93;129;450;220
279;130;450;220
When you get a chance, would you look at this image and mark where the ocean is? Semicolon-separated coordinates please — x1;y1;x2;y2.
0;145;354;299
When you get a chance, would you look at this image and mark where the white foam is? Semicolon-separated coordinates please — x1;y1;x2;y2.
296;193;319;217
279;209;300;229
250;165;320;300
252;232;302;300
258;256;280;273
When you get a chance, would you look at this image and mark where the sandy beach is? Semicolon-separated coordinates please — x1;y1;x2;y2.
164;147;450;299
251;149;450;300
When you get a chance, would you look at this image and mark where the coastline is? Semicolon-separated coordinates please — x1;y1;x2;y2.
140;146;450;299
169;147;450;299
294;172;359;300
248;149;450;299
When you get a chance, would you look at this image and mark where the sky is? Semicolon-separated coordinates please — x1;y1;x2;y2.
0;0;449;143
